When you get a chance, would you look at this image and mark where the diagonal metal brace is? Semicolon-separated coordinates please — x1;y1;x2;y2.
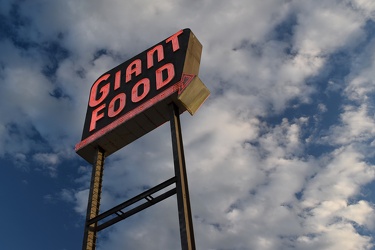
96;188;176;231
87;176;177;232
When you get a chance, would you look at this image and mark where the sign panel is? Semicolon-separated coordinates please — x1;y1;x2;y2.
76;29;209;163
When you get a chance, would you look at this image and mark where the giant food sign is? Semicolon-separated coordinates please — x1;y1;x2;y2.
75;29;210;163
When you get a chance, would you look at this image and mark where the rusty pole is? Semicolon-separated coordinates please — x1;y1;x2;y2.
169;103;196;250
82;147;105;250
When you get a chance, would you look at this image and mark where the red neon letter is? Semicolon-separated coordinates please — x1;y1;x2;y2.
90;104;106;131
114;70;122;90
108;93;126;117
166;30;183;52
89;74;110;107
147;45;164;69
131;78;150;103
156;63;175;90
126;59;142;83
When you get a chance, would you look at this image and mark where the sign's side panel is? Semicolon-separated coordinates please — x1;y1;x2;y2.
183;31;202;76
177;31;210;115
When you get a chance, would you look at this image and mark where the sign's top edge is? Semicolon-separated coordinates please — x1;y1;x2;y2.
88;28;193;89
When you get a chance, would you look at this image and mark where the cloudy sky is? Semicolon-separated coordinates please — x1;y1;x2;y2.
1;0;375;249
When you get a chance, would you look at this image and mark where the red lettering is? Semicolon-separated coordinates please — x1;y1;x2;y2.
131;78;150;103
114;70;121;90
156;63;175;90
108;93;126;117
90;104;106;131
126;59;141;83
166;30;183;52
147;45;164;69
89;74;110;107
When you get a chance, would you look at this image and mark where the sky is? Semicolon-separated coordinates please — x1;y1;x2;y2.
1;0;375;249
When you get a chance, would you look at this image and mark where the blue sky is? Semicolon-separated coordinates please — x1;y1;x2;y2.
1;0;375;249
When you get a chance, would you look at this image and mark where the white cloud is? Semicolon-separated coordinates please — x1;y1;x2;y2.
293;0;365;56
33;153;60;165
349;0;375;19
345;38;375;103
302;146;375;205
60;188;75;203
339;200;375;228
324;104;375;145
73;189;90;216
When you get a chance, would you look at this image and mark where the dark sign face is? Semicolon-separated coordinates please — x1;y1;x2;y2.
76;29;209;163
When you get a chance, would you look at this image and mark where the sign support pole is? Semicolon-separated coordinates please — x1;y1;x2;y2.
169;103;196;250
82;147;105;250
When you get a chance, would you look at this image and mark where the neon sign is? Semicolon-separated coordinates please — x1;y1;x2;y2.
76;29;209;163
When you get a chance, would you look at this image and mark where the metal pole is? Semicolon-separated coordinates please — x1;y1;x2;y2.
82;147;105;250
169;103;196;250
